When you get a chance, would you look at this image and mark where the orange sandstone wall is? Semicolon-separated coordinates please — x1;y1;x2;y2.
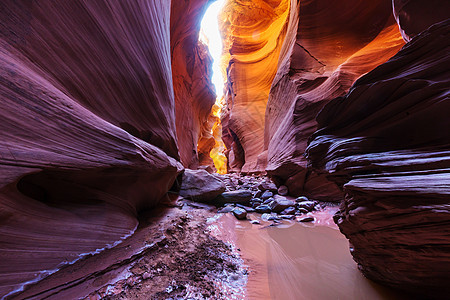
220;0;291;173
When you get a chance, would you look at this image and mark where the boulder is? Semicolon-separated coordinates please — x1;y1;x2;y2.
179;169;226;202
269;199;295;213
214;190;253;206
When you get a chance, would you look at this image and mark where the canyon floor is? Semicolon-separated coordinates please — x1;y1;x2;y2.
9;175;412;300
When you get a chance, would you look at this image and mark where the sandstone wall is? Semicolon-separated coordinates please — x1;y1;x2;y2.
0;0;207;297
171;0;217;169
306;18;450;297
220;0;291;173
265;0;405;200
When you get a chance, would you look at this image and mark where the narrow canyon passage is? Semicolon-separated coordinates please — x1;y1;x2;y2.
0;0;448;299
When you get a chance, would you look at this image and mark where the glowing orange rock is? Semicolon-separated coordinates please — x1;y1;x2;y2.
219;0;291;173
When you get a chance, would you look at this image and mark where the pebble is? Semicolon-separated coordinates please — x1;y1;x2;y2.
277;185;289;196
280;215;295;220
232;207;247;220
261;190;274;200
255;204;271;213
296;196;309;202
280;207;296;215
298;216;315;222
250;220;261;225
297;200;316;211
217;206;234;213
263;197;274;205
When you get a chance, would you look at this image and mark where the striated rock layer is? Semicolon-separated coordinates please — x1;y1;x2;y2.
0;0;191;297
219;0;291;172
306;19;450;296
171;0;217;169
265;0;405;200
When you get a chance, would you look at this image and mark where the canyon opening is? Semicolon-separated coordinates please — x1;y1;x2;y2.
0;0;449;299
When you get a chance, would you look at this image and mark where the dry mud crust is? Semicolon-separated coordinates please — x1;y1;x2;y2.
86;208;246;300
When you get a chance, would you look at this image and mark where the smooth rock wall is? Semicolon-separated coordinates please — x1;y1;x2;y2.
265;0;405;200
171;0;217;169
0;1;186;297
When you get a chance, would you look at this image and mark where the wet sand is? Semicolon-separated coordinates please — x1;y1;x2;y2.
212;207;408;300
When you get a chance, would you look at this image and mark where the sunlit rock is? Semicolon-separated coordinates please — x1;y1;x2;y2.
219;0;291;172
265;0;405;200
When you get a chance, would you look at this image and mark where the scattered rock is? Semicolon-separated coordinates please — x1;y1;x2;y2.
258;181;277;192
179;169;226;202
297;201;316;212
214;190;253;205
263;197;274;205
269;199;295;213
255;205;271;214
278;185;289;196
296;208;309;214
250;220;260;225
295;196;309;202
261;190;274;200
280;207;296;215
261;213;272;222
253;190;262;198
232;207;247;220
236;204;255;212
217;206;234;213
280;215;295;220
298;216;315;223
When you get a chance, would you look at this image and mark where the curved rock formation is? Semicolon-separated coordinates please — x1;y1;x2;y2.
219;0;291;172
265;0;405;200
306;19;450;296
393;0;450;42
171;0;217;169
0;1;187;297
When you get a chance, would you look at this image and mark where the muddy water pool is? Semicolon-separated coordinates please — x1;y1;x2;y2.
210;207;407;300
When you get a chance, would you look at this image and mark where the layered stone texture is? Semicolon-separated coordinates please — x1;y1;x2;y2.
265;0;405;200
0;1;186;297
306;19;450;296
171;0;217;169
220;0;291;172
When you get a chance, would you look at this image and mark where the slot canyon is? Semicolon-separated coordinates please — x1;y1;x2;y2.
0;0;449;299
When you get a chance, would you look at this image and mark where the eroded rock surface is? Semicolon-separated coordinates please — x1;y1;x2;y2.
306;20;450;297
265;0;405;201
0;1;188;297
171;0;217;169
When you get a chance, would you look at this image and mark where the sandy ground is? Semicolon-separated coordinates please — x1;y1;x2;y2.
11;199;246;300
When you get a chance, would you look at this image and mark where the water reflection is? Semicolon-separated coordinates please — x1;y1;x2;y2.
214;208;407;300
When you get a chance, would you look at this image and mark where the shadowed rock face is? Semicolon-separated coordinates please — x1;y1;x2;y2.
171;0;217;169
393;0;450;42
265;0;405;200
306;19;450;296
0;0;201;297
